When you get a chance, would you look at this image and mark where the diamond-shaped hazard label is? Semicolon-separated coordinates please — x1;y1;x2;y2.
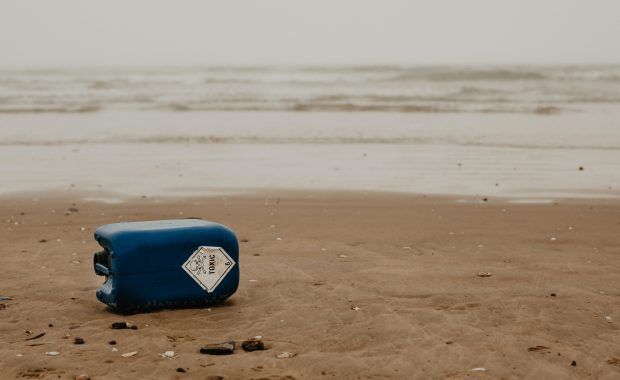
182;246;236;292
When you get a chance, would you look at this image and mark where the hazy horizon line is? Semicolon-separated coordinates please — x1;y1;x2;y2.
1;62;620;70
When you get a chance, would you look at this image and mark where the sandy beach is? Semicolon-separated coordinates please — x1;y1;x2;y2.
1;66;619;379
3;1;620;378
1;192;619;379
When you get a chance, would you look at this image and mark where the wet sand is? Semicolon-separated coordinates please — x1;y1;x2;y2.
1;110;620;199
1;192;619;379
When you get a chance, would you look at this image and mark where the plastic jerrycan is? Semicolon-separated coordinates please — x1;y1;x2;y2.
92;219;239;313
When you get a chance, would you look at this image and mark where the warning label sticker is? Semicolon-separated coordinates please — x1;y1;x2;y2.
182;246;236;292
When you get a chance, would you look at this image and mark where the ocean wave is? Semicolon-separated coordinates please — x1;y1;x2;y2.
2;135;619;150
1;65;620;114
0;104;101;113
158;101;565;115
386;68;548;82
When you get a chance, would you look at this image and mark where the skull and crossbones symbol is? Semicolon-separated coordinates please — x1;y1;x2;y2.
188;253;207;274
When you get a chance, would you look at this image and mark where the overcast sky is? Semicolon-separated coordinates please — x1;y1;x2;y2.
1;0;619;67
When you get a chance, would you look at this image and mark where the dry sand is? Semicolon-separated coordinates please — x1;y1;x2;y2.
1;192;619;379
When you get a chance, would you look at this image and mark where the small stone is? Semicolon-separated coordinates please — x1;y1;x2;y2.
45;351;60;356
111;347;119;352
571;360;577;366
108;340;117;345
550;293;557;297
351;306;360;311
200;341;235;355
74;337;85;345
276;352;295;359
241;338;265;352
111;321;137;330
477;272;492;277
75;374;90;380
163;351;175;358
176;368;186;373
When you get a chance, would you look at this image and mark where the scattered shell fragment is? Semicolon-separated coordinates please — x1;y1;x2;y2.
75;374;90;380
162;351;175;358
351;306;360;311
471;367;486;371
276;352;295;359
121;351;138;357
200;341;235;355
338;254;347;258
477;272;493;277
45;351;60;356
276;237;282;241
111;347;119;352
73;337;85;345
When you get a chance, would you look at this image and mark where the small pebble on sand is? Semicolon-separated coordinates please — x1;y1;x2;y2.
162;351;175;358
277;352;296;359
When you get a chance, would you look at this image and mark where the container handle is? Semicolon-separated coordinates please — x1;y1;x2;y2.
93;250;112;276
94;263;111;276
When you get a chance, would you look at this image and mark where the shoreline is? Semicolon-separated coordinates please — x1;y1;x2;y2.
2;110;619;201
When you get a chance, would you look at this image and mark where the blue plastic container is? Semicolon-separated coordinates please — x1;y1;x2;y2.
93;219;239;313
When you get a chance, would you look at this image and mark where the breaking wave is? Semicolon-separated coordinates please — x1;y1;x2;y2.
2;134;619;150
1;65;619;114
